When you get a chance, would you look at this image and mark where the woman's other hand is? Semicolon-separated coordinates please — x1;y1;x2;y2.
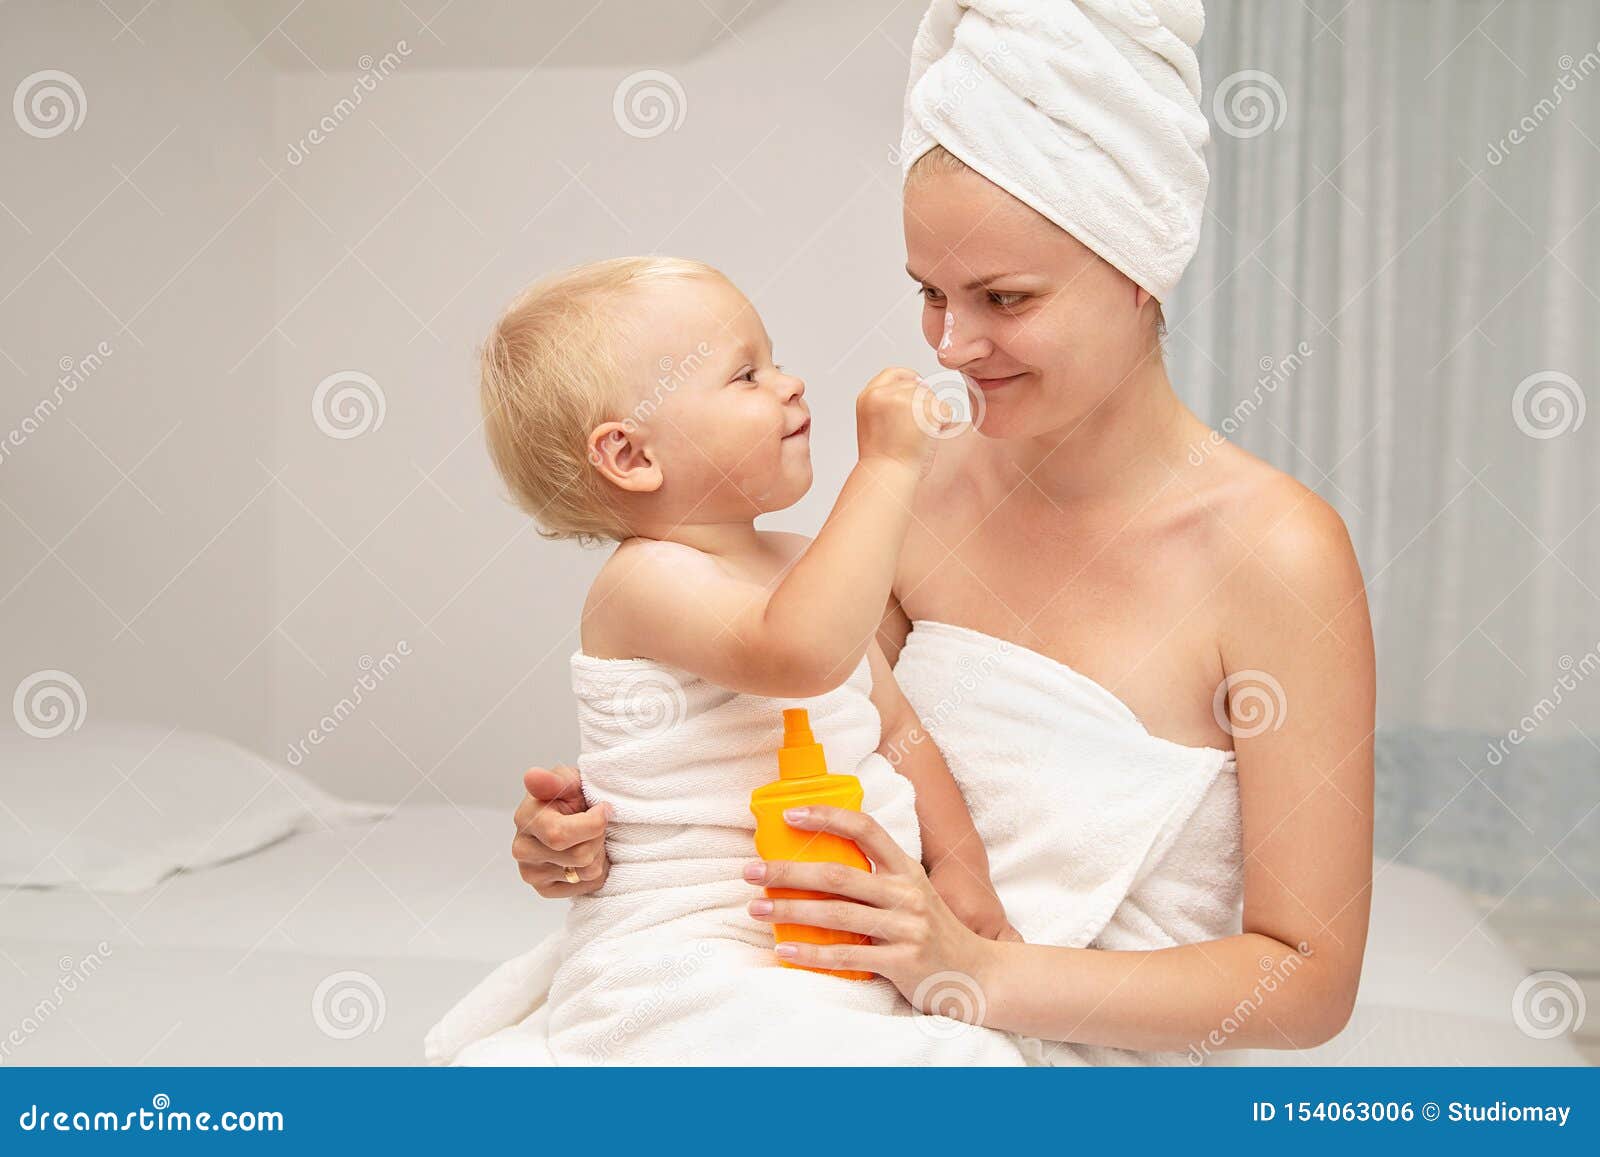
512;765;611;897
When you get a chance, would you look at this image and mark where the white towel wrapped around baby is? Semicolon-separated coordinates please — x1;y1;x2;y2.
425;653;1031;1065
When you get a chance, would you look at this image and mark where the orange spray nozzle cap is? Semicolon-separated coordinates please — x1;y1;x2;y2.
777;708;827;779
782;708;814;746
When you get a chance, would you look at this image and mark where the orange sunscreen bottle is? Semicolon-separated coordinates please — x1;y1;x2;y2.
749;708;874;981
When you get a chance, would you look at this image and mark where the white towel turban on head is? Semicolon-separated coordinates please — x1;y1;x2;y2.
900;0;1210;302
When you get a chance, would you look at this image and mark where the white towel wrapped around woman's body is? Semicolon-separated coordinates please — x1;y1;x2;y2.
891;620;1243;1065
426;621;1243;1066
429;651;1030;1065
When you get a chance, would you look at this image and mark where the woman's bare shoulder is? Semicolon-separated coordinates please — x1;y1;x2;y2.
1222;446;1351;559
1193;442;1367;637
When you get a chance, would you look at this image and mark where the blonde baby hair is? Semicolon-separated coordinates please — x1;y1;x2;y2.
479;255;723;544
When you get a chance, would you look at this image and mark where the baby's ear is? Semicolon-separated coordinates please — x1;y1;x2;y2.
587;421;662;493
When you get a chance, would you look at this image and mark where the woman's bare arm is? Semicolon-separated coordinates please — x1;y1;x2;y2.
868;641;1017;939
877;591;913;666
871;595;988;873
867;640;986;869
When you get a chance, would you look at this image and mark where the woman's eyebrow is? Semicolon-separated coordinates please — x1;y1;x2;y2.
905;265;1033;290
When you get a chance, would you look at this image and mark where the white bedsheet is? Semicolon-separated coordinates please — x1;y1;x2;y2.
0;804;1585;1066
0;805;563;1066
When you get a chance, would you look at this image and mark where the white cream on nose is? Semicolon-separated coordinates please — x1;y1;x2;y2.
939;309;955;353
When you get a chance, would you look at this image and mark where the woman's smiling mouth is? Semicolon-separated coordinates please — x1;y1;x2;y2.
782;418;811;440
967;371;1026;392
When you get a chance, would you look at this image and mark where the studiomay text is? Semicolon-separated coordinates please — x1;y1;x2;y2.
1449;1102;1571;1127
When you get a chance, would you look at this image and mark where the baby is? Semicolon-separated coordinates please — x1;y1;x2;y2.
463;255;1023;1065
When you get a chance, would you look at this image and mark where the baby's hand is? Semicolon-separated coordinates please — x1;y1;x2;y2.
856;367;949;478
928;859;1023;943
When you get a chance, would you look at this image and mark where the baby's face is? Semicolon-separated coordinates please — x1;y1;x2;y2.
619;276;812;522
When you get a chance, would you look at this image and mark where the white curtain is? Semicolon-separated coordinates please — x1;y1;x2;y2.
1171;0;1600;734
1168;0;1599;906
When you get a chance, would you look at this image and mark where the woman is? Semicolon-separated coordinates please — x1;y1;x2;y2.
510;0;1374;1059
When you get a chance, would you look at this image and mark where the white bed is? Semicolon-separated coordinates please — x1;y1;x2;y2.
0;722;1586;1066
0;804;565;1065
0;802;1581;1065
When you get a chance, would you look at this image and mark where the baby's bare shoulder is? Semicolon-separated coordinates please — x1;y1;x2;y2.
587;538;720;607
580;539;728;657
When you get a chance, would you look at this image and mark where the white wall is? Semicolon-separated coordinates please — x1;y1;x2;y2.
1;0;276;751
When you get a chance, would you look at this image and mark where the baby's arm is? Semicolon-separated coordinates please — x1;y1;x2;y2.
866;644;1020;942
594;369;941;698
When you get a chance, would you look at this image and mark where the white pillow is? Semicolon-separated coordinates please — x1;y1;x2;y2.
0;722;388;893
